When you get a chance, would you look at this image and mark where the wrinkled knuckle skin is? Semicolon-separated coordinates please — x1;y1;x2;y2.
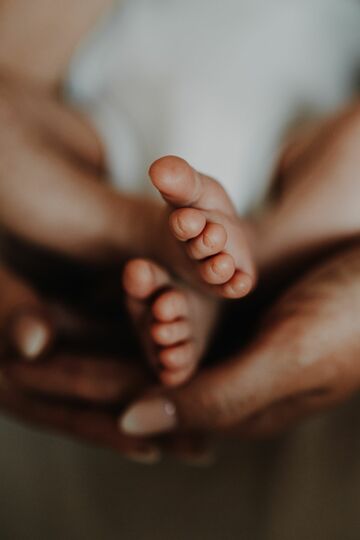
202;228;217;250
177;389;238;433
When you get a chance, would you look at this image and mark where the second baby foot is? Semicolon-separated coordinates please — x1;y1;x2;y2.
150;156;256;299
123;258;218;387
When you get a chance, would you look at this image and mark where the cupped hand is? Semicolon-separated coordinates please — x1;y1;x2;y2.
119;238;360;439
0;74;214;464
0;74;160;462
0;255;166;463
0;73;162;264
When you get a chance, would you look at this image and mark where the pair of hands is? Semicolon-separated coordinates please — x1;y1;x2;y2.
1;78;360;464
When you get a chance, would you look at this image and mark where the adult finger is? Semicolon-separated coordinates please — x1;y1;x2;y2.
3;353;149;404
0;264;54;360
0;373;161;465
2;349;213;465
0;88;157;263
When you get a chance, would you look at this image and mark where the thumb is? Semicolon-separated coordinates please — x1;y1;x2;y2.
118;330;308;436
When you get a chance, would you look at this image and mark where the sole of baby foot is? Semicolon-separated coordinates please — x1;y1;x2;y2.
149;156;256;299
123;258;218;386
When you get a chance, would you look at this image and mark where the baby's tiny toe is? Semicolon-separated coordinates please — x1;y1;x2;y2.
152;289;189;322
151;320;191;347
199;253;235;285
159;364;196;387
123;259;170;299
169;208;206;241
187;222;227;260
159;342;195;370
123;259;146;298
219;271;254;299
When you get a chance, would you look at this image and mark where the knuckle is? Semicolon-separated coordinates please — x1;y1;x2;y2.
171;212;186;236
202;227;218;250
179;386;238;432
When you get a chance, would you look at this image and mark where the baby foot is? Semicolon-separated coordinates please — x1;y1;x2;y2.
123;258;218;387
150;156;256;299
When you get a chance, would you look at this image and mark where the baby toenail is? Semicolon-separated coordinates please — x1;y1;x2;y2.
212;258;227;274
175;215;188;236
203;230;216;249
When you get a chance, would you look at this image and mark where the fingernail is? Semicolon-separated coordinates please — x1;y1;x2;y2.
11;312;52;361
125;445;162;465
119;397;177;436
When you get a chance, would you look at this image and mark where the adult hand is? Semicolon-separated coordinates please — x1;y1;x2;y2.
0;352;161;463
119;242;360;438
0;75;164;463
0;256;163;463
0;73;159;264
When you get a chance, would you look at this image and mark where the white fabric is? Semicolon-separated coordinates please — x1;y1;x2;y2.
66;0;360;213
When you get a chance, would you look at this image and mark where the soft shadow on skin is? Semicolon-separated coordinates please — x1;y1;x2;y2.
211;234;360;366
0;229;138;358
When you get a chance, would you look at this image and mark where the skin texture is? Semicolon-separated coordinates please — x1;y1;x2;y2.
255;102;360;277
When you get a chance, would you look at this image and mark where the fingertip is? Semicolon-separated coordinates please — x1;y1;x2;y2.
119;396;178;435
9;309;54;361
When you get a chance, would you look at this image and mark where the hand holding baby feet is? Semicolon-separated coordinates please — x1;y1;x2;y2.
150;156;256;299
123;259;218;387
